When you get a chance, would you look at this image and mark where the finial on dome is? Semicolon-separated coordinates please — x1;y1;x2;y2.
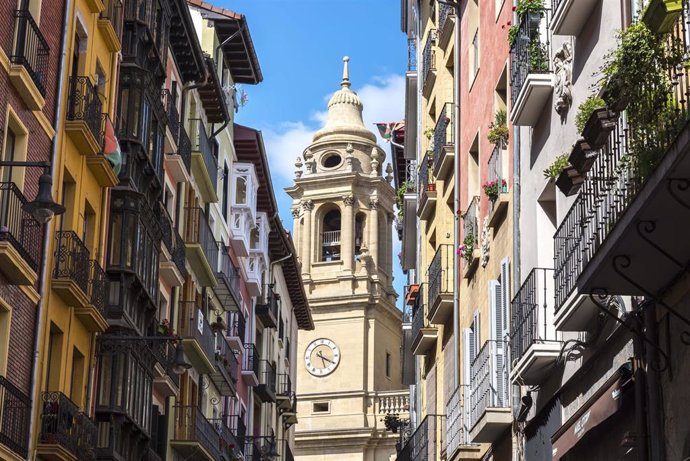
341;56;351;88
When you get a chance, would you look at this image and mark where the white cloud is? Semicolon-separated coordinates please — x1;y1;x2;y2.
262;74;406;182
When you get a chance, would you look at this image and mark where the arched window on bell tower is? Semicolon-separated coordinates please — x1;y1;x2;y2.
355;212;366;256
321;208;341;261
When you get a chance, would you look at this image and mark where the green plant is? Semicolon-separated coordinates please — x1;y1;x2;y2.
516;0;545;17
461;234;476;264
575;95;606;134
508;25;520;48
543;153;570;179
528;38;549;72
601;22;685;179
487;110;509;146
424;128;434;140
396;181;414;216
482;179;507;202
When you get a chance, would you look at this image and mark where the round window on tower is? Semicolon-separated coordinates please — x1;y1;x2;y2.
321;152;342;169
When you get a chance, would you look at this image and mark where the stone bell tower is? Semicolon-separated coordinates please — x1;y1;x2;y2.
287;57;405;461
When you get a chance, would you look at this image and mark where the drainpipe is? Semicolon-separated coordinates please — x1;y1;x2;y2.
643;300;665;460
452;0;461;390
28;0;72;453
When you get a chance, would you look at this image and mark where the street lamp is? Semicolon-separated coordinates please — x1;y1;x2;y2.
100;335;193;375
0;161;65;223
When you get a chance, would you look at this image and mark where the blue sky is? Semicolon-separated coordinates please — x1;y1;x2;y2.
219;0;408;306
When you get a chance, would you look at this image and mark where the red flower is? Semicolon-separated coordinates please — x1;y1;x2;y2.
512;5;516;11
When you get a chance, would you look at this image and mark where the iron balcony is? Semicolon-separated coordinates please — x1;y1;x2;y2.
11;7;49;97
37;392;97;460
0;182;43;284
0;375;31;459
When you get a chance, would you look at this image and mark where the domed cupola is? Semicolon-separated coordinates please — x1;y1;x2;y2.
313;57;377;143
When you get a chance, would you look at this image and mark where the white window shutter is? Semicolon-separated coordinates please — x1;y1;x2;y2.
501;257;511;341
464;327;473;386
490;280;507;407
472;310;480;357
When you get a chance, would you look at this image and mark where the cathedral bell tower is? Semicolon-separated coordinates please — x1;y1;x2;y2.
287;57;404;461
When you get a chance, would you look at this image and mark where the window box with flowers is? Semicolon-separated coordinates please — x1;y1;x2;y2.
459;234;480;278
157;319;174;336
484;179;510;228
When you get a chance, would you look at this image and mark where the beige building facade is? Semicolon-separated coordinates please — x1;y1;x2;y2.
288;58;408;461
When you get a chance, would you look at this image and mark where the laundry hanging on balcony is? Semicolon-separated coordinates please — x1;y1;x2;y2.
103;116;122;175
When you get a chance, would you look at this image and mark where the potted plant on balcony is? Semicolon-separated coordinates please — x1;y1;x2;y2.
556;165;585;196
543;153;570;180
516;0;545;30
383;413;402;433
487;109;509;147
482;179;508;203
568;138;598;175
576;95;617;150
157;319;173;336
600;22;685;180
642;0;683;34
460;233;476;264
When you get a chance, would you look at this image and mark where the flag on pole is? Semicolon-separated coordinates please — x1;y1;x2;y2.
104;116;122;175
374;122;405;142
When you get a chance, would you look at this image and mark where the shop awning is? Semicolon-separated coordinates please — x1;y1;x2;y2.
551;368;633;460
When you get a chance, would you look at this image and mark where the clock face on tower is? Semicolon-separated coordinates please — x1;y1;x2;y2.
304;338;340;377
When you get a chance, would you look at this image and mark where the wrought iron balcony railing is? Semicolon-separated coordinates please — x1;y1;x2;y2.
407;38;417;72
11;8;49;96
411;283;429;340
211;335;239;394
150;337;180;388
172;405;221;459
260;360;276;389
243;343;260;376
0;375;31;459
226;414;246;449
439;2;453;35
245;436;277;461
39;392;96;460
463;196;479;260
488;143;507;187
509;8;552;106
216;245;241;310
510;268;558;363
256;287;278;329
228;311;246;343
159;204;174;255
422;30;436;86
53;231;90;295
396;414;444;461
189;118;218;192
418;153;434;199
431;102;454;173
0;182;43;271
178;302;216;366
446;386;473;457
67;76;104;145
554;5;690;310
100;0;123;42
184;206;219;275
162;89;180;144
87;260;107;316
469;340;509;431
277;373;292;396
428;244;453;311
176;124;193;173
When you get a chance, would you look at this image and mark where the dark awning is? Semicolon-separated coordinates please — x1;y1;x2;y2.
551;368;634;460
197;55;230;124
233;124;276;216
169;0;205;83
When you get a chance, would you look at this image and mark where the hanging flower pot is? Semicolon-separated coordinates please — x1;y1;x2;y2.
601;77;629;112
556;166;585;196
568;139;598;175
581;108;618;150
642;0;683;34
526;9;543;32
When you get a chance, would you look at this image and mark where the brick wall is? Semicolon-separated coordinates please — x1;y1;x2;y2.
0;0;66;395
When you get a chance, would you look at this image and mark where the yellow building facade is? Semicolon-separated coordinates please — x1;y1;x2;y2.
31;0;121;457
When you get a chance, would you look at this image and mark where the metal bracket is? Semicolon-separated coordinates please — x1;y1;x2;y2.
613;255;690;345
589;290;670;372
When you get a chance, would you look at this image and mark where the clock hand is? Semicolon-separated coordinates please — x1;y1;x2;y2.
316;352;335;364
